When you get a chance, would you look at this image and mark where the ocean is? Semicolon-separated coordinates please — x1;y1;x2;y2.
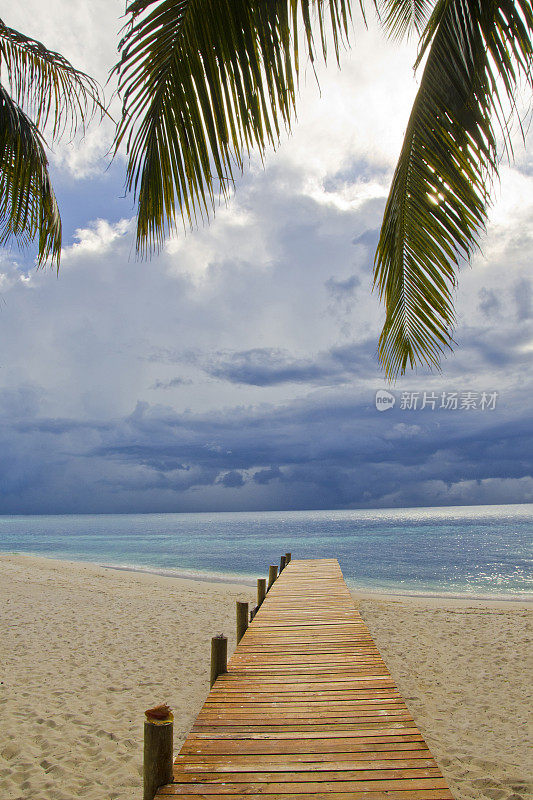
0;504;531;599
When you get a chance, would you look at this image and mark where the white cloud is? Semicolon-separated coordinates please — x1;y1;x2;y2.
63;218;132;261
270;19;419;180
164;205;274;283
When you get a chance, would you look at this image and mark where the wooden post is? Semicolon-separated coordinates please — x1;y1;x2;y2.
267;565;277;591
280;554;287;572
257;578;266;607
210;634;227;688
236;601;248;643
285;552;292;564
143;705;173;800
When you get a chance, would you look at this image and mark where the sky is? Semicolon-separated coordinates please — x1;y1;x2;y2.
0;1;532;514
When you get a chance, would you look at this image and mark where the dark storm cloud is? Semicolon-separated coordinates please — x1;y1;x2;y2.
218;470;245;488
253;466;283;485
0;387;531;513
201;348;341;386
197;341;376;387
453;325;533;371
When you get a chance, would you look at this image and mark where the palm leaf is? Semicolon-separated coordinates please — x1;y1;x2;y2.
0;19;104;140
375;0;435;40
0;85;61;266
374;0;533;378
0;19;105;267
112;0;356;256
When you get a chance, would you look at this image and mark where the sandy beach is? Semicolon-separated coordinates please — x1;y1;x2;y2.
0;553;531;800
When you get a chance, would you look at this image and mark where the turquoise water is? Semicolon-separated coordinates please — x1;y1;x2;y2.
0;504;531;598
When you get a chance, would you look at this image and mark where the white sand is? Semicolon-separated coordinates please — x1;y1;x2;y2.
0;553;531;800
358;597;532;800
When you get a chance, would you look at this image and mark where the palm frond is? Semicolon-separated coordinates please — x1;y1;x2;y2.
375;0;435;40
374;0;533;379
0;19;104;140
0;85;61;266
112;0;356;257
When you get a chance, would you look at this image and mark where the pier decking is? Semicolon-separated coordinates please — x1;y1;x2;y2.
157;558;453;799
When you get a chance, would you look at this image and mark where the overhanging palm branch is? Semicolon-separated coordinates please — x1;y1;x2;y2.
0;19;104;266
374;0;533;378
0;85;61;265
113;0;355;256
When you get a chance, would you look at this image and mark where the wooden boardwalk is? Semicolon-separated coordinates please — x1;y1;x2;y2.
157;558;453;799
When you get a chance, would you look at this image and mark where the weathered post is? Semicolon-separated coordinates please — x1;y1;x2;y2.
257;577;266;607
143;704;174;800
280;554;287;572
267;564;277;591
210;634;227;688
236;601;248;643
285;552;292;564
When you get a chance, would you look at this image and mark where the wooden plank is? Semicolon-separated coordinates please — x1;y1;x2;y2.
163;778;450;793
153;559;454;800
187;730;423;741
171;768;445;781
159;792;454;800
175;751;435;765
192;723;417;732
173;758;439;772
180;739;428;755
208;691;402;700
202;701;407;709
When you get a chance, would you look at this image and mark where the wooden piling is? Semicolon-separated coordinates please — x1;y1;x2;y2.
285;552;292;563
143;705;173;800
257;577;266;607
280;554;287;572
236;601;248;643
267;564;277;590
210;634;227;688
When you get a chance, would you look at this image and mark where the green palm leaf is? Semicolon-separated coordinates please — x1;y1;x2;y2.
374;0;533;379
0;85;61;266
0;19;102;139
0;19;104;266
376;0;435;39
113;0;355;256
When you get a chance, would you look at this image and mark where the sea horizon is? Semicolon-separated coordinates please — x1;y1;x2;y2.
1;500;532;517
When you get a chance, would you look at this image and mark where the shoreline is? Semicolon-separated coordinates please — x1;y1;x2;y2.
2;549;531;608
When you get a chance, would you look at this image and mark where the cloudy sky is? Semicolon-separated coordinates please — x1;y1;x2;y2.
0;1;532;514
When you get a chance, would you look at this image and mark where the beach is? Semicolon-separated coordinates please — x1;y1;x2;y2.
0;553;531;800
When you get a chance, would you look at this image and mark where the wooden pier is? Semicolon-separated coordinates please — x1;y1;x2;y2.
154;558;453;799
